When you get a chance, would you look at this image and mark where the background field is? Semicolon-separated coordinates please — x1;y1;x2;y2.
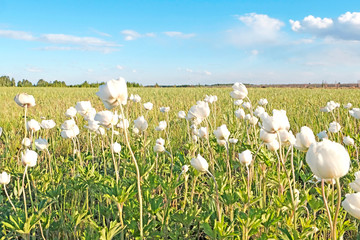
0;86;360;239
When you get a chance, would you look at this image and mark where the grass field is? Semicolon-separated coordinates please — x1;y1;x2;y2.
1;86;360;239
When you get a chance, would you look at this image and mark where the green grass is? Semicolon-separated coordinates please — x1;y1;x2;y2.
0;86;360;239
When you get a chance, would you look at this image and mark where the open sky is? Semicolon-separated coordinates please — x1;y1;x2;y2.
1;0;360;86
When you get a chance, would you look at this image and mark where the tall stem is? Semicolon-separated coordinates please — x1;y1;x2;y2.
207;170;221;222
111;125;120;183
321;180;334;238
22;166;28;219
333;178;341;240
24;105;27;139
120;105;143;239
4;185;17;212
182;175;188;211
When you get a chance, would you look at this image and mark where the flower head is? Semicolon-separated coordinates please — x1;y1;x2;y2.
96;78;128;109
191;154;209;172
306;139;350;180
21;149;38;167
0;172;10;185
14;93;36;108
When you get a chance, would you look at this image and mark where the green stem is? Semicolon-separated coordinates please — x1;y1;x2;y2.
333;178;341;240
322;179;334;238
4;185;16;212
120;104;143;239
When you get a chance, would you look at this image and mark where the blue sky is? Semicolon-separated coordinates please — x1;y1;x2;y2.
1;0;360;86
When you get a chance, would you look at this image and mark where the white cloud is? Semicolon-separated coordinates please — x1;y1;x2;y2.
0;28;120;52
116;65;124;70
228;13;285;47
121;30;155;41
0;29;35;40
163;31;196;39
290;12;360;41
203;71;212;76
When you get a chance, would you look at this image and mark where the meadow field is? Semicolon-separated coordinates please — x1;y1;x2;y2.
1;85;360;239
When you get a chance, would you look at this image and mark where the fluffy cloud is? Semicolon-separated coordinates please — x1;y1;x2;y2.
228;13;285;47
0;29;35;40
290;12;360;40
0;28;120;52
121;30;155;41
163;31;195;39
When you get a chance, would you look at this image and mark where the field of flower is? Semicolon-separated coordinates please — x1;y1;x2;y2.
1;84;360;239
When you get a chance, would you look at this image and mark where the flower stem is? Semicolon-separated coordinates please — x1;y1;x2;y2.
120;104;143;239
111;125;120;183
21;165;28;219
4;185;16;212
333;178;341;240
321;179;334;238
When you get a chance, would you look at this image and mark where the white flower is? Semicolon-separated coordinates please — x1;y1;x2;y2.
266;140;280;151
234;100;243;106
294;126;316;151
350;108;360;119
229;138;238;144
204;95;217;104
65;107;77;118
242;102;251;110
153;144;165;153
0;172;10;185
235;108;245;119
111;142;122;153
254;106;265;117
248;116;258;126
156;138;165;146
14;93;36;108
328;121;341;133
35;138;48;151
349;171;360;192
258;98;268;106
134;116;148;131
75;101;93;117
191;154;209;172
117;119;129;129
61;119;77;130
182;165;189;173
130;94;141;103
0;127;2;137
343;136;355;146
344;103;352;109
84;120;100;132
96;77;128;109
261;109;290;133
160;107;170;113
26;119;41;132
187;101;210;122
197;127;208;139
260;129;276;143
143;102;153;110
278;130;293;145
155;121;167;131
22;138;31;147
321;101;340;112
230;82;248;100
317;130;328;140
61;125;80;139
40;119;56;129
239;150;252;166
342;193;360;219
306;139;350;180
192;134;198;142
178;111;186;119
213;124;230;141
94;111;118;128
21;149;38;167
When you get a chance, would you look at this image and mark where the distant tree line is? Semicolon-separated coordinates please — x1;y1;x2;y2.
0;76;142;87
